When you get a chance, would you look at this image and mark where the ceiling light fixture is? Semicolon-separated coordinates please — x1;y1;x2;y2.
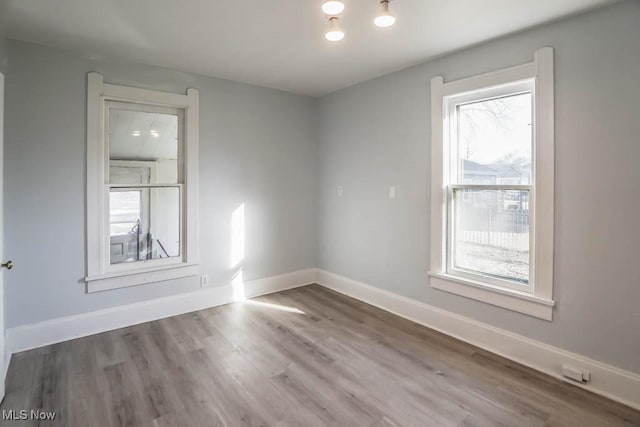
374;0;396;27
131;130;141;137
149;130;160;138
325;17;345;42
321;0;345;15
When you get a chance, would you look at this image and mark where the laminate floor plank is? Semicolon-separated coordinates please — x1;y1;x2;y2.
1;284;638;426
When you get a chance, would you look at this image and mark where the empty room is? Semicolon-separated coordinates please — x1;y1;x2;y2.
0;0;638;425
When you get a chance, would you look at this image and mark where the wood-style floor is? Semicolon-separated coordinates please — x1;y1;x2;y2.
1;285;638;426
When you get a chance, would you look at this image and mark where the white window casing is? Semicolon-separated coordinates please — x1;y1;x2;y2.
85;73;199;292
429;48;555;320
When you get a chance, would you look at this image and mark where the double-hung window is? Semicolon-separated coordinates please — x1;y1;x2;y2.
85;73;199;292
429;48;555;320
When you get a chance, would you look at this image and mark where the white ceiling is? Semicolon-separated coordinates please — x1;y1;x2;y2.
5;0;619;97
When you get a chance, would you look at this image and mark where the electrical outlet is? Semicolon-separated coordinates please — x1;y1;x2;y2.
389;186;396;199
200;274;209;288
337;186;343;197
562;364;590;383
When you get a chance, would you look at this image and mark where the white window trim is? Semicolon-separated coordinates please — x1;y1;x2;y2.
429;47;555;321
85;73;199;292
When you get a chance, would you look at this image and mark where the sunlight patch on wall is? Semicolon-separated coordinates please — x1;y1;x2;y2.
231;203;246;301
232;268;246;301
230;203;245;268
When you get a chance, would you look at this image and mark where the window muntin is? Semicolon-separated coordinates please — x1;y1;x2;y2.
106;102;184;269
446;84;534;291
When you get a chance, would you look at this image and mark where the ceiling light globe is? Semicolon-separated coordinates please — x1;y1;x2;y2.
374;14;395;27
325;30;345;42
375;0;395;27
325;17;345;42
322;1;345;15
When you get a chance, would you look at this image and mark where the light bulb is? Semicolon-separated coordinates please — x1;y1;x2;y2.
325;17;345;42
325;30;345;42
374;0;395;27
321;0;345;15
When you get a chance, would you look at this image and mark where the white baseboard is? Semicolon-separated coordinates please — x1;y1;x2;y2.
316;269;640;411
6;268;316;356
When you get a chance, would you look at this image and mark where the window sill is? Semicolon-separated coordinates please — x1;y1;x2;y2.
85;262;199;293
428;272;555;321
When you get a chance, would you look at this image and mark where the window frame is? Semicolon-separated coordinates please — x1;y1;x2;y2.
85;73;199;293
429;48;555;320
446;83;534;293
105;103;183;273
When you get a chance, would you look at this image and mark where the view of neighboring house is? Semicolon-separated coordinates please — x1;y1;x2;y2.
463;159;531;185
461;158;530;211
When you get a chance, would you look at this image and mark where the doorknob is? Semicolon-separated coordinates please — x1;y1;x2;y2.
1;260;13;270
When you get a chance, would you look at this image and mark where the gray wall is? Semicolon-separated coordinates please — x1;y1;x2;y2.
318;0;640;373
0;33;6;75
0;1;6;73
5;41;318;327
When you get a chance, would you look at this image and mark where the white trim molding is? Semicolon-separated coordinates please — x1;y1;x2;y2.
430;272;555;321
429;47;555;320
7;268;316;356
85;73;200;292
316;269;640;411
86;263;200;293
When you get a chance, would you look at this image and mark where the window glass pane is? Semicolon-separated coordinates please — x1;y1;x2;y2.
110;191;141;236
108;108;179;184
109;187;180;265
457;93;532;185
453;189;530;284
110;166;151;185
